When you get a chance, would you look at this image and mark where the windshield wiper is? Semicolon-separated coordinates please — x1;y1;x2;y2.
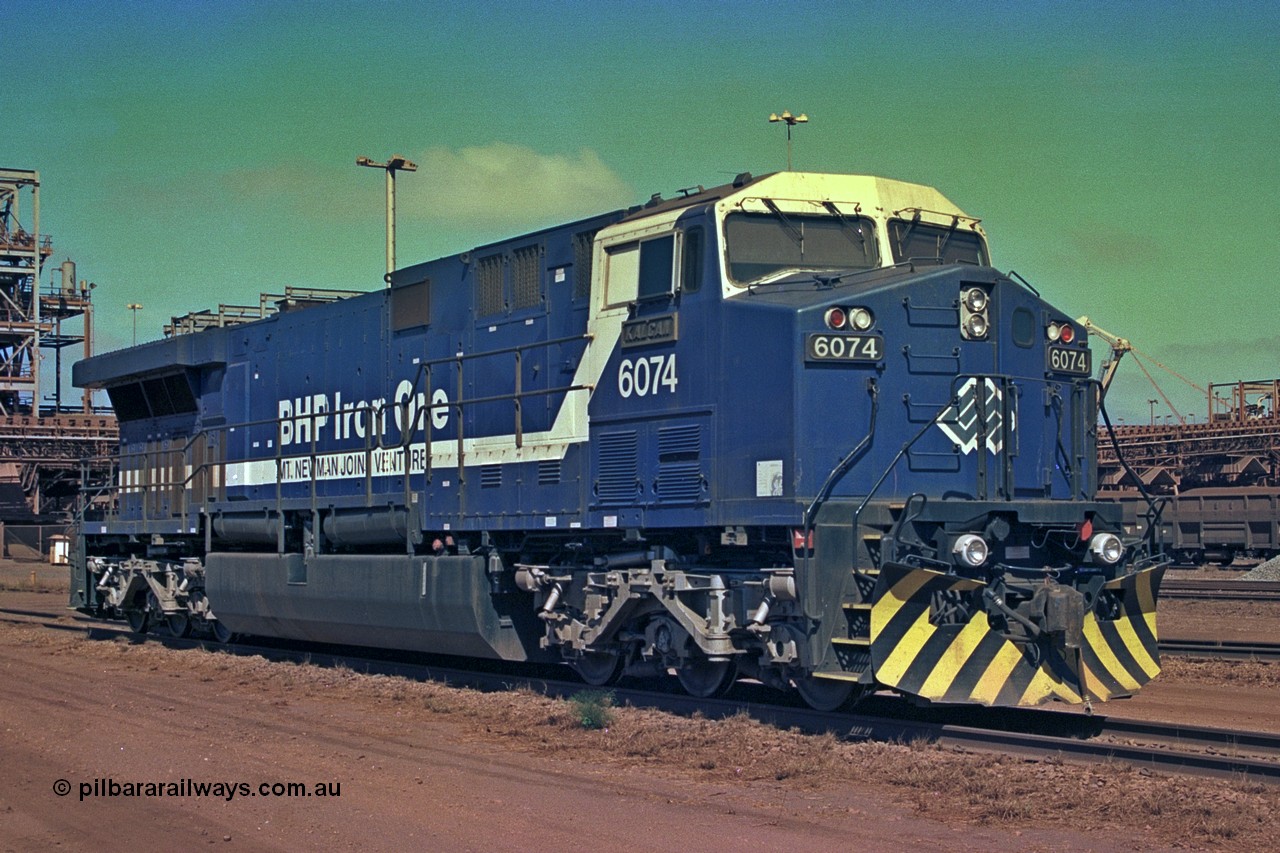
934;215;959;260
762;198;804;249
821;201;869;258
894;210;921;258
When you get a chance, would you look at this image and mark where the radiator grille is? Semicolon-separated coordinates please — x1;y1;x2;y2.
478;254;504;317
572;230;596;300
512;245;542;310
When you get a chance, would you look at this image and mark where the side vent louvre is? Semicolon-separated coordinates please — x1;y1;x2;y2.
538;459;561;486
595;430;638;504
480;464;502;489
656;424;703;504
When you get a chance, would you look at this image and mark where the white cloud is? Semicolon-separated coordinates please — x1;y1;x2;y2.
403;143;635;231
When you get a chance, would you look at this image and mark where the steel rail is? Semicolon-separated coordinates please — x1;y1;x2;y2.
1159;637;1280;662
3;605;1277;785
1161;579;1280;601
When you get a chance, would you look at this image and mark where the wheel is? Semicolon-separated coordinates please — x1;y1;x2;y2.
676;653;737;698
572;650;624;686
209;619;233;644
166;612;192;638
794;676;862;712
125;608;150;635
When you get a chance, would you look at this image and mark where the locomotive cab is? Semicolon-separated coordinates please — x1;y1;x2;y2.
575;171;1165;706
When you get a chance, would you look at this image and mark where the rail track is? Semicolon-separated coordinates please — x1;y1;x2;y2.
1161;578;1280;601
1159;637;1280;662
3;602;1279;784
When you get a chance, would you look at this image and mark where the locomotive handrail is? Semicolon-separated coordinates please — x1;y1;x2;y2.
89;328;597;551
412;332;593;368
845;373;1019;565
1098;392;1165;554
408;330;594;485
803;378;879;532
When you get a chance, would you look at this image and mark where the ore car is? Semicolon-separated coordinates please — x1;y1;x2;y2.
71;170;1166;709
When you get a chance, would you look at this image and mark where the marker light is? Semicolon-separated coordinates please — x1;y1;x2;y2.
1058;323;1075;344
1047;322;1062;342
953;533;990;568
848;307;874;330
824;307;847;329
1089;532;1125;565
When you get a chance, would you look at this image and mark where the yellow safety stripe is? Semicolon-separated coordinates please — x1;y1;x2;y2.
917;613;991;699
874;606;935;686
968;641;1025;706
1082;614;1142;692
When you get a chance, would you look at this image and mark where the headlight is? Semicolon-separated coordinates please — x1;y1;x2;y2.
848;307;874;330
1047;321;1075;343
964;313;989;339
962;287;988;313
1089;533;1125;565
953;533;990;568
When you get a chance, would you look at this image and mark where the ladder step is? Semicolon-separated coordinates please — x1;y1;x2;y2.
810;671;865;683
843;602;872;611
832;637;871;647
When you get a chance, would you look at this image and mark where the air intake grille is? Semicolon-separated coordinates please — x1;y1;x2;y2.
538;459;561;486
572;230;597;300
512;245;542;310
656;424;703;503
596;430;637;504
480;464;502;489
478;254;504;317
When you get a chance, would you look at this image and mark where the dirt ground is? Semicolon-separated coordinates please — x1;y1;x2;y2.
2;560;1280;851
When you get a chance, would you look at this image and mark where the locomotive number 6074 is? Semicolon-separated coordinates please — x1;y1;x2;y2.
618;353;678;398
805;333;883;363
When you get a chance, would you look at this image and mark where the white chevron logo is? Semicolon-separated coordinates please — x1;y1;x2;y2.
936;378;1014;454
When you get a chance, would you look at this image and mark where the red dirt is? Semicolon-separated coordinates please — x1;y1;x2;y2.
2;564;1279;851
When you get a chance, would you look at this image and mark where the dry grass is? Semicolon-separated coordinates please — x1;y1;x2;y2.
0;577;68;594
8;618;1280;851
1162;657;1280;689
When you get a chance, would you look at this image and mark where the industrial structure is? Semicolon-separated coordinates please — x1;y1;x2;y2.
1098;380;1280;493
0;168;116;520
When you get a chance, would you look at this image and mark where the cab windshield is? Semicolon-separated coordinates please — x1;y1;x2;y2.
887;217;988;265
724;209;879;284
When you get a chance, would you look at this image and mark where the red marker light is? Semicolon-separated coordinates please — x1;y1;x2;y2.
824;307;847;329
1058;324;1075;344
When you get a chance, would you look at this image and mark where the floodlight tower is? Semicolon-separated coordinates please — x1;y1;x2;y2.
357;154;418;283
768;110;808;170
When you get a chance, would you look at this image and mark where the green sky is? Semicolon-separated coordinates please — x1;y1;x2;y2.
5;0;1277;422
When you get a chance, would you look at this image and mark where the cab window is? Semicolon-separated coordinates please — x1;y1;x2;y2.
637;235;675;301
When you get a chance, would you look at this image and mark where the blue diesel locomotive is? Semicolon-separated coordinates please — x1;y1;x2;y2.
71;170;1165;710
